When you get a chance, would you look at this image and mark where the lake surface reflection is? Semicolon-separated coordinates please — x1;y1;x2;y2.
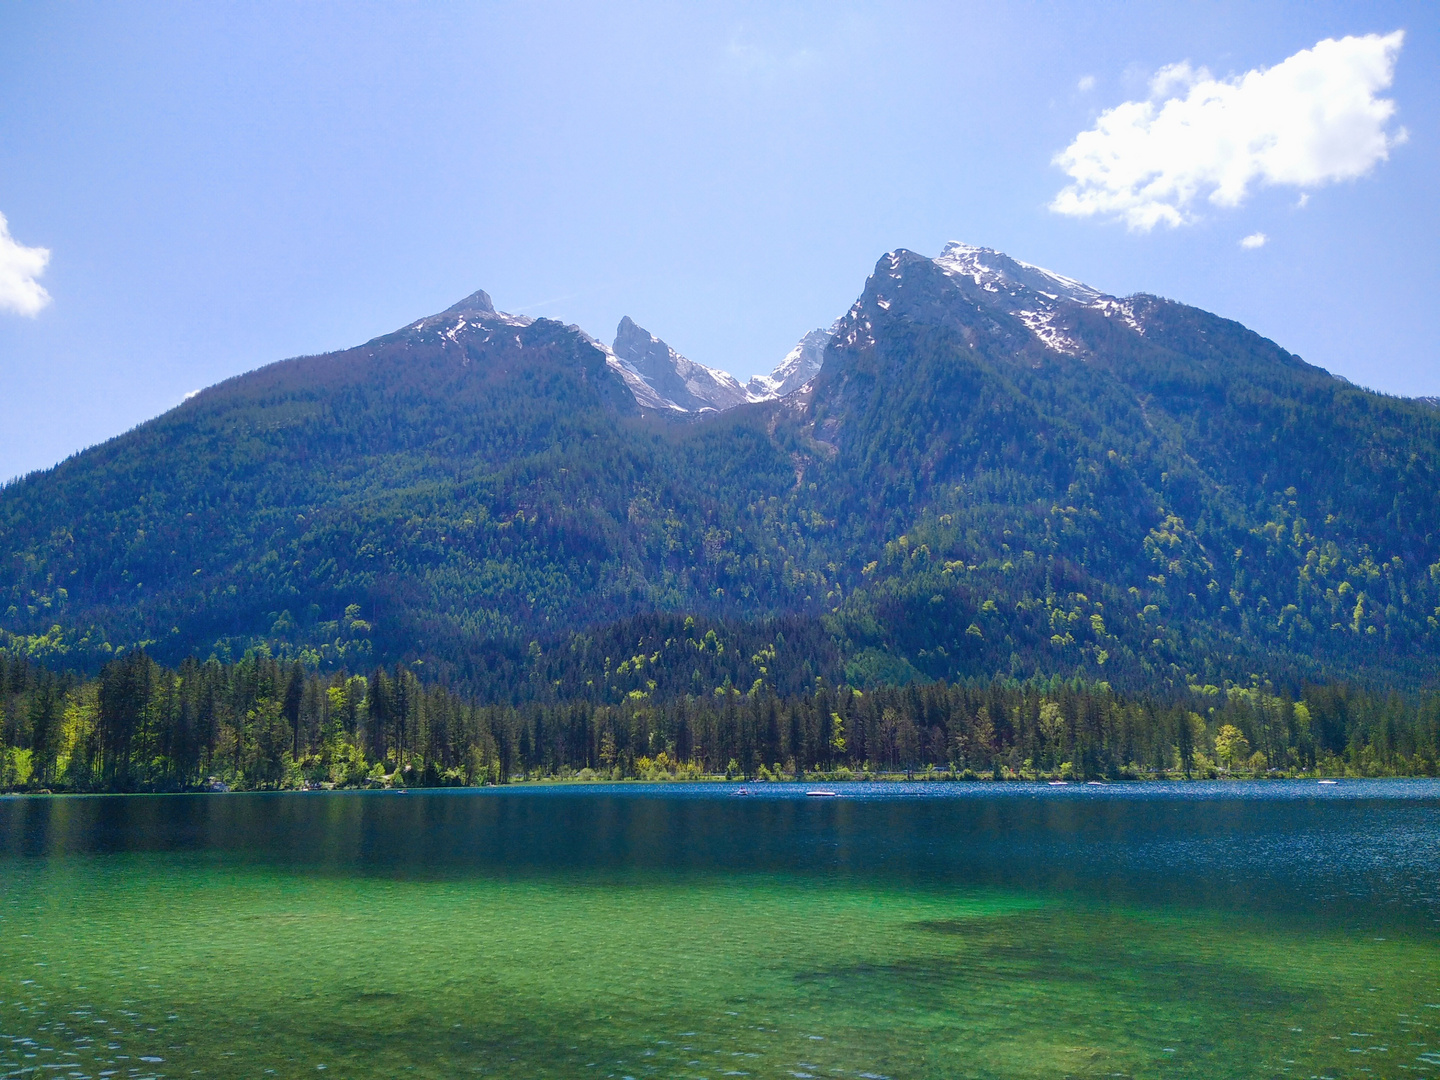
2;781;1437;1079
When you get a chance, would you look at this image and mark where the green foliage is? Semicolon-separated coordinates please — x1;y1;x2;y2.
0;649;1436;792
1214;724;1250;773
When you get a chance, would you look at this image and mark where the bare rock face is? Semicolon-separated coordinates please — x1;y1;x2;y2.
611;316;752;413
747;325;836;400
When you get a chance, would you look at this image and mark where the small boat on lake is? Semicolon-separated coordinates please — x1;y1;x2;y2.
1048;780;1067;786
1318;779;1338;785
806;790;838;797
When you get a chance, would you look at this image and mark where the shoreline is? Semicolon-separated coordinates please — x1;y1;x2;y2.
3;771;1434;796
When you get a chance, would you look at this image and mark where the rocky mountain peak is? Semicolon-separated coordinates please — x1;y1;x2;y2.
838;244;1151;359
747;324;837;400
441;288;496;315
375;288;534;350
610;317;752;413
933;243;1101;307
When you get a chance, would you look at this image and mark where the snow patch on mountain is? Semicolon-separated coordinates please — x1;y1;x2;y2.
603;313;845;412
612;317;754;413
559;325;687;412
1014;309;1084;355
405;289;535;341
604;350;686;412
400;289;842;415
413;239;1162;415
748;323;838;399
1090;297;1145;335
930;242;1154;355
934;242;1101;306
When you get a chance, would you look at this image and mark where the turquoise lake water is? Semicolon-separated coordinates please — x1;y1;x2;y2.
1;780;1437;1079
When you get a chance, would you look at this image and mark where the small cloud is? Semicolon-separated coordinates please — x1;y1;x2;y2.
1077;75;1096;92
0;211;52;316
1051;31;1407;230
183;389;201;401
1240;232;1268;249
1296;192;1310;209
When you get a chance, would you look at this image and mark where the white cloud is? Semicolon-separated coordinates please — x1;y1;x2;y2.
1051;32;1407;230
0;211;52;316
1240;232;1268;249
1077;75;1096;92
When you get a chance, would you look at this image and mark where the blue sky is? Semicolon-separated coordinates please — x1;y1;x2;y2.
0;1;1436;480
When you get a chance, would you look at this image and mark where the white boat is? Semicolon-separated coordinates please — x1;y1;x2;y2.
1318;779;1338;785
1048;780;1067;786
806;790;838;797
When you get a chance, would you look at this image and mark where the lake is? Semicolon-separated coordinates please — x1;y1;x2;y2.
1;781;1437;1079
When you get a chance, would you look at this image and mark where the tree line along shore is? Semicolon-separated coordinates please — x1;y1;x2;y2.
2;649;1437;792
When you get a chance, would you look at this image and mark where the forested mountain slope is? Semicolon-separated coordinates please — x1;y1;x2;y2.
2;246;1438;697
791;245;1440;690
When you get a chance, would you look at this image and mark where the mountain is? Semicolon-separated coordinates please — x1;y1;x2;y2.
607;316;836;411
2;244;1439;698
609;316;752;412
0;289;823;678
798;245;1440;687
747;324;836;399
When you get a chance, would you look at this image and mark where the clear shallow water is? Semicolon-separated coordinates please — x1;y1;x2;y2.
1;781;1437;1079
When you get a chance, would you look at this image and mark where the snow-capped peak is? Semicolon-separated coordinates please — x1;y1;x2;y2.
611;317;754;413
403;289;534;339
934;242;1102;306
747;322;839;400
601;315;842;413
927;242;1146;355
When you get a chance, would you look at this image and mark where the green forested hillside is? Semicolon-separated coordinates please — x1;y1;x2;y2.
1;251;1438;703
0;297;823;672
802;250;1440;690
